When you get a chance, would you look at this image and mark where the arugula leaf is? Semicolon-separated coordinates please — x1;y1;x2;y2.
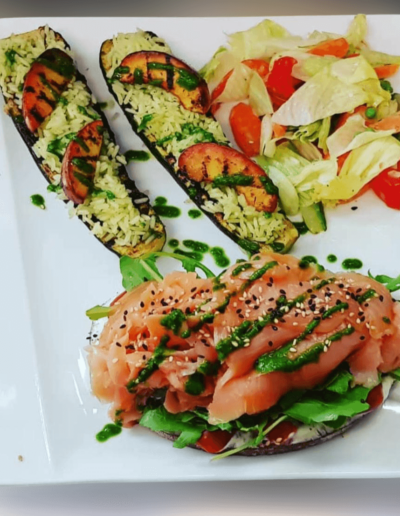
283;385;370;425
120;255;163;291
389;368;400;381
324;370;353;395
86;305;113;320
139;406;207;448
153;252;215;278
368;270;400;293
174;427;204;449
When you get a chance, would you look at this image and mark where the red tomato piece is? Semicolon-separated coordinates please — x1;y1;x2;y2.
196;430;233;454
266;420;298;445
366;384;384;410
229;102;261;157
266;56;298;103
371;165;400;210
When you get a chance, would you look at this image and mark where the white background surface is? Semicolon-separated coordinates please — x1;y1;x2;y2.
1;11;400;515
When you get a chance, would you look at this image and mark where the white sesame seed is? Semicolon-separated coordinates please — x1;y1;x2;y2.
290;347;296;353
356;318;361;324
112;358;118;364
293;322;298;326
232;341;239;347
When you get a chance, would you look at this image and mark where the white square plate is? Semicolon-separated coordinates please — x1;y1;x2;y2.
1;15;400;485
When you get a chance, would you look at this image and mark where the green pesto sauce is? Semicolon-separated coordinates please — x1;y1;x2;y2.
155;196;167;205
293;221;309;235
96;423;122;443
356;289;377;304
125;150;151;162
147;62;200;91
185;372;206;396
210;247;230;268
256;326;355;374
188;209;202;219
191;312;215;332
238;238;260;255
301;255;318;265
198;360;220;376
342;258;363;270
242;261;278;291
71;158;94;174
216;278;335;361
327;254;337;263
188;187;197;199
30;194;46;210
213;173;254;187
232;263;253;277
161;309;186;335
183;239;209;254
168;238;180;248
126;335;171;392
154;205;181;218
181;329;191;338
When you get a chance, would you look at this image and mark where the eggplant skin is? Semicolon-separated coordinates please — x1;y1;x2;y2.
1;27;165;259
100;36;298;256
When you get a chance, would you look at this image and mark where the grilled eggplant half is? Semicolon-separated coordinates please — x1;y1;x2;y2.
100;31;298;255
0;27;165;258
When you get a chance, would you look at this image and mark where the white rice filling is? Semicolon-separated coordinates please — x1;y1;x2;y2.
0;27;156;248
202;183;287;244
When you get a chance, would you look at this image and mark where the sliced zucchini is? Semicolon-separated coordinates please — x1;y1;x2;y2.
115;51;210;114
100;31;298;254
0;27;165;258
300;202;327;234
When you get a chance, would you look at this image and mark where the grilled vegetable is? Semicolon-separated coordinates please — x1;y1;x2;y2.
22;48;74;133
61;120;103;204
178;143;278;212
115;51;210;114
100;31;298;254
0;27;165;258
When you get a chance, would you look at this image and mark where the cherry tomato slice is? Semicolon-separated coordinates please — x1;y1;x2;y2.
371;164;400;210
366;384;384;410
266;420;298;444
197;430;233;454
266;56;298;102
229;102;261;157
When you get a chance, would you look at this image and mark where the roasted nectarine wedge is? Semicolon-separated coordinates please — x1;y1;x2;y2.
114;51;210;114
178;143;278;212
61;120;103;204
22;48;74;133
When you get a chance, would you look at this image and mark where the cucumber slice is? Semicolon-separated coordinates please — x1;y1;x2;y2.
300;202;327;234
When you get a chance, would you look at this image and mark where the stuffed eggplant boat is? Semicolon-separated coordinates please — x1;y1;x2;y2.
88;253;400;456
0;27;165;257
100;31;297;255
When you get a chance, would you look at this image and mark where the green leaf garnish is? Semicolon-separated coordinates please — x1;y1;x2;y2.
86;305;113;320
368;270;400;293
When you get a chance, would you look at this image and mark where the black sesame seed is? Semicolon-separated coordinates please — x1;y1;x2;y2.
280;289;286;295
267;283;273;287
120;324;126;329
268;341;273;347
351;206;358;211
124;310;128;316
360;336;365;340
272;326;278;331
116;342;121;347
142;343;148;351
191;287;197;293
379;295;384;302
268;297;274;302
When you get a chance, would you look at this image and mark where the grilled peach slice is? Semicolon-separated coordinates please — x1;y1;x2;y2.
178;143;278;213
61;120;103;204
22;48;74;133
114;51;210;114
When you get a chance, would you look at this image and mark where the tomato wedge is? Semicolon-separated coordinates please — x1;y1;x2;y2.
265;420;297;444
308;38;350;58
374;64;400;79
196;430;233;454
371;162;400;210
266;57;299;108
229;102;261;157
